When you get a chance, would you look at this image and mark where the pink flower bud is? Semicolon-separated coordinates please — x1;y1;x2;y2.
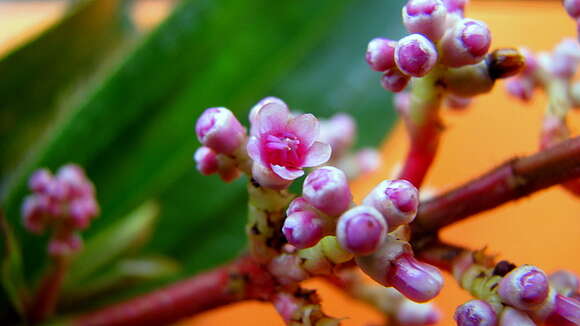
440;19;491;68
396;300;441;325
366;38;397;71
519;47;539;76
363;179;419;231
336;206;387;256
550;270;579;297
395;34;438;77
303;167;352;216
388;254;443;302
394;92;411;115
196;107;246;155
545;295;580;326
550;38;580;79
403;0;448;41
282;210;324;249
381;68;411;93
355;149;381;174
505;77;535;102
269;254;308;285
217;156;241;183
318;114;356;158
29;168;53;194
443;0;467;15
69;198;98;230
565;0;580;19
247;102;331;187
454;300;497;326
499;265;549;310
194;146;219;175
21;195;48;234
356;237;412;286
286;197;316;216
53;164;93;200
499;307;535;326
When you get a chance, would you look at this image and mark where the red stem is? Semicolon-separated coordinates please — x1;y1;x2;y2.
412;136;580;236
28;255;69;324
71;255;275;326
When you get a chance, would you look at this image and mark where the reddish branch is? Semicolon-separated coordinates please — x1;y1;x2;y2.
71;255;275;326
412;136;580;236
398;120;442;188
27;255;69;324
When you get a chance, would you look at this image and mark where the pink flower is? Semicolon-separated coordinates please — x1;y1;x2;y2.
247;101;331;188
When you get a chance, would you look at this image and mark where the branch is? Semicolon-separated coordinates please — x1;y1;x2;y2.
27;255;69;324
70;255;275;326
412;136;580;236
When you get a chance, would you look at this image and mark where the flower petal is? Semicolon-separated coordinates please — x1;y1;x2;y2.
246;136;263;164
303;142;332;167
271;164;304;180
257;102;291;135
287;113;319;146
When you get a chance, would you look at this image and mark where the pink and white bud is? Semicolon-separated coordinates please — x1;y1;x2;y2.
381;68;411;92
318;114;356;158
388;254;443;302
336;206;387;256
363;179;419;231
520;47;539;76
195;107;246;155
48;230;82;257
550;270;579;297
269;254;308;286
282;210;324;249
443;0;467;16
454;300;497;326
396;300;441;325
565;0;580;19
194;146;219;175
544;294;580;326
395;34;438;77
247;102;331;188
356;237;412;286
53;164;93;200
499;265;549;310
21;196;48;234
303;167;352;217
550;38;580;79
68;198;99;230
29;169;53;194
499;307;535;326
505;77;535;102
403;0;448;41
394;92;411;115
249;97;288;135
446;94;472;110
355;149;381;174
366;38;397;71
440;19;491;68
216;155;240;182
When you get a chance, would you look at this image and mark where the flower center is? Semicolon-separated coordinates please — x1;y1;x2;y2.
263;132;304;167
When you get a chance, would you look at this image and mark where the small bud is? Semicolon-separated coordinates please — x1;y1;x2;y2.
320;236;353;264
21;196;48;234
395;34;438;77
565;0;580;19
194;147;219;175
303;167;352;216
282;210;324;249
366;38;397;71
318;114;356;159
195;107;246;154
505;77;535;102
402;0;448;41
387;254;443;302
217;155;241;182
550;38;580;79
545;294;580;326
269;254;308;285
519;47;539;76
287;197;316;216
396;300;441;325
363;179;419;231
336;206;387;256
454;300;497;326
441;61;493;97
356;236;413;287
68;198;98;230
499;265;549;310
29;169;53;194
394;92;411;115
498;307;535;326
550;270;580;297
487;48;526;80
381;68;411;92
446;94;472;110
440;19;491;68
355;149;381;174
54;164;93;200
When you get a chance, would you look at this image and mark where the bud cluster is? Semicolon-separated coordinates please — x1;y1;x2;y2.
22;165;99;256
452;253;580;326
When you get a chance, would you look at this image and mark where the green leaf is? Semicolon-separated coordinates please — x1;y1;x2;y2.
63;201;159;289
0;0;133;191
0;212;27;315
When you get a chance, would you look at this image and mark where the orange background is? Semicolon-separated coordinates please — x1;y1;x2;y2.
1;1;578;325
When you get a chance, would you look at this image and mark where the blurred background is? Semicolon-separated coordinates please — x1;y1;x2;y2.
0;0;578;325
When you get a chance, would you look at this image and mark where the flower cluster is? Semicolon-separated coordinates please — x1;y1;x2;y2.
22;164;99;256
366;0;492;104
452;253;580;326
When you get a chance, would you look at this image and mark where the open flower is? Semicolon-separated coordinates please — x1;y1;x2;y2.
247;101;331;188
